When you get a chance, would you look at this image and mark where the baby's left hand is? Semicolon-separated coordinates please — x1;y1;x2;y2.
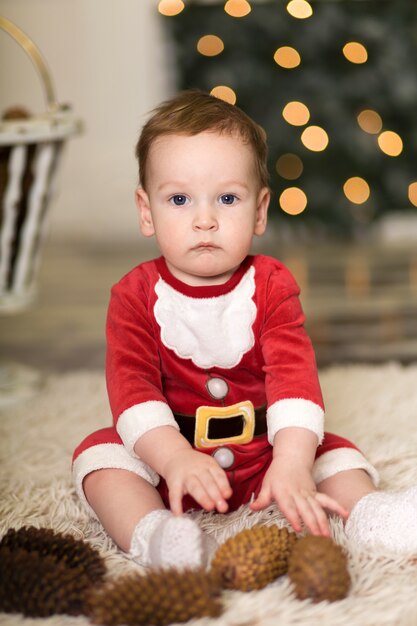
250;457;348;536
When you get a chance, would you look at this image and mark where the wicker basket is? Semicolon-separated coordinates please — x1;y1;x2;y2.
0;16;82;313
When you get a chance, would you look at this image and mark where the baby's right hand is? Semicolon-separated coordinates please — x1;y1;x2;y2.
162;448;232;515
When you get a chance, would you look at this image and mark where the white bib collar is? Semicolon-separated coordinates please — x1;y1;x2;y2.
153;264;257;369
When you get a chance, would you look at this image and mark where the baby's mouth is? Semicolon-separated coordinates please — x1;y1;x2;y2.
193;242;220;251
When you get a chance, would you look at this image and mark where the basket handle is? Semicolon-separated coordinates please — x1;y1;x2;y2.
0;16;58;112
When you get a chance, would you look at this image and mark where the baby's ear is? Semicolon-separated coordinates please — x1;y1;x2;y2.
135;188;155;237
254;187;270;236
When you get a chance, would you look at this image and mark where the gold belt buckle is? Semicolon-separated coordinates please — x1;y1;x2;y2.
194;400;255;449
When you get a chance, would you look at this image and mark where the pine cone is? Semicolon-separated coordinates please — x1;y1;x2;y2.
0;526;106;583
211;524;298;591
0;546;94;617
288;535;351;602
87;568;223;626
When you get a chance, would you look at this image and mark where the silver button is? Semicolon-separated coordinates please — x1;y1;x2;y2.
212;447;235;469
206;377;229;400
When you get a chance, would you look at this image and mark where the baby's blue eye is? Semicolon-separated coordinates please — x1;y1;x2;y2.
169;195;188;206
219;194;237;205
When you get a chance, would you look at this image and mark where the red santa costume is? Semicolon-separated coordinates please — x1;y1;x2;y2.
72;255;378;514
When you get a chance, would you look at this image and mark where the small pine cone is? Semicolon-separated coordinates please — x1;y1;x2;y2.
211;524;298;591
288;535;351;603
0;546;94;617
0;526;106;583
86;568;223;626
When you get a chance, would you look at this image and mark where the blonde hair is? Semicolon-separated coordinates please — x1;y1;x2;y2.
135;90;269;191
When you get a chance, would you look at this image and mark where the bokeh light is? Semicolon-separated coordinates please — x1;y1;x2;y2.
273;46;301;69
408;182;417;207
224;0;252;18
378;130;403;156
286;0;313;19
210;85;237;104
158;0;185;16
279;187;307;215
301;126;329;151
357;109;383;134
342;41;368;64
343;177;370;204
282;101;310;126
197;35;225;57
276;153;304;180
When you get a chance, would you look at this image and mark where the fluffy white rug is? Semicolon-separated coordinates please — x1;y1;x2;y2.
1;363;417;626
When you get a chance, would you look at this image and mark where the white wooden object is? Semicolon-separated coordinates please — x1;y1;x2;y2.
0;16;82;313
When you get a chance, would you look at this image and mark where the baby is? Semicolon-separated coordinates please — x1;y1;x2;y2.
72;90;417;568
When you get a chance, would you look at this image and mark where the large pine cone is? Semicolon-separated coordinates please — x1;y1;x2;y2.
288;535;351;602
87;567;222;626
0;546;94;617
211;524;298;591
0;526;106;583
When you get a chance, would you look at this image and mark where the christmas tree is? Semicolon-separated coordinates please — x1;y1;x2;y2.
159;0;417;236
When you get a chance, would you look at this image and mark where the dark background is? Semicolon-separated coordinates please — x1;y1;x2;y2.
162;0;417;236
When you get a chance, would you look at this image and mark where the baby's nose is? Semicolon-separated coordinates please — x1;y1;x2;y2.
192;206;218;230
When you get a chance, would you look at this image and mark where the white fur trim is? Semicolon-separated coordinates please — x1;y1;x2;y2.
312;447;380;486
116;401;179;455
154;266;256;369
267;398;324;445
72;443;160;518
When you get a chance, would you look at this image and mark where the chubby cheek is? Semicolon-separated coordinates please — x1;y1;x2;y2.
154;223;187;257
226;223;255;252
153;212;183;236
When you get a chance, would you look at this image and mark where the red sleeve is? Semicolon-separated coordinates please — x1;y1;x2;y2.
259;262;324;443
105;267;178;454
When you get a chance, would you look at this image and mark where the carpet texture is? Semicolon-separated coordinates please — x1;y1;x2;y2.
1;363;417;625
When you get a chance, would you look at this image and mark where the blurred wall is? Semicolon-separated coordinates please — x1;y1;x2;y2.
0;0;173;243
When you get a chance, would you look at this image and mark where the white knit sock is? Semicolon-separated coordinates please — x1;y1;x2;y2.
129;509;217;569
345;485;417;553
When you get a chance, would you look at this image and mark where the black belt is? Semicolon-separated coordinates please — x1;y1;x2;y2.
174;406;267;446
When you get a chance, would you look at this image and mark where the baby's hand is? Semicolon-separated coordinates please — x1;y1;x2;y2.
250;457;348;536
162;449;232;515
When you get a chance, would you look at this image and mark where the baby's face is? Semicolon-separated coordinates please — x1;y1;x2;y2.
136;131;270;286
